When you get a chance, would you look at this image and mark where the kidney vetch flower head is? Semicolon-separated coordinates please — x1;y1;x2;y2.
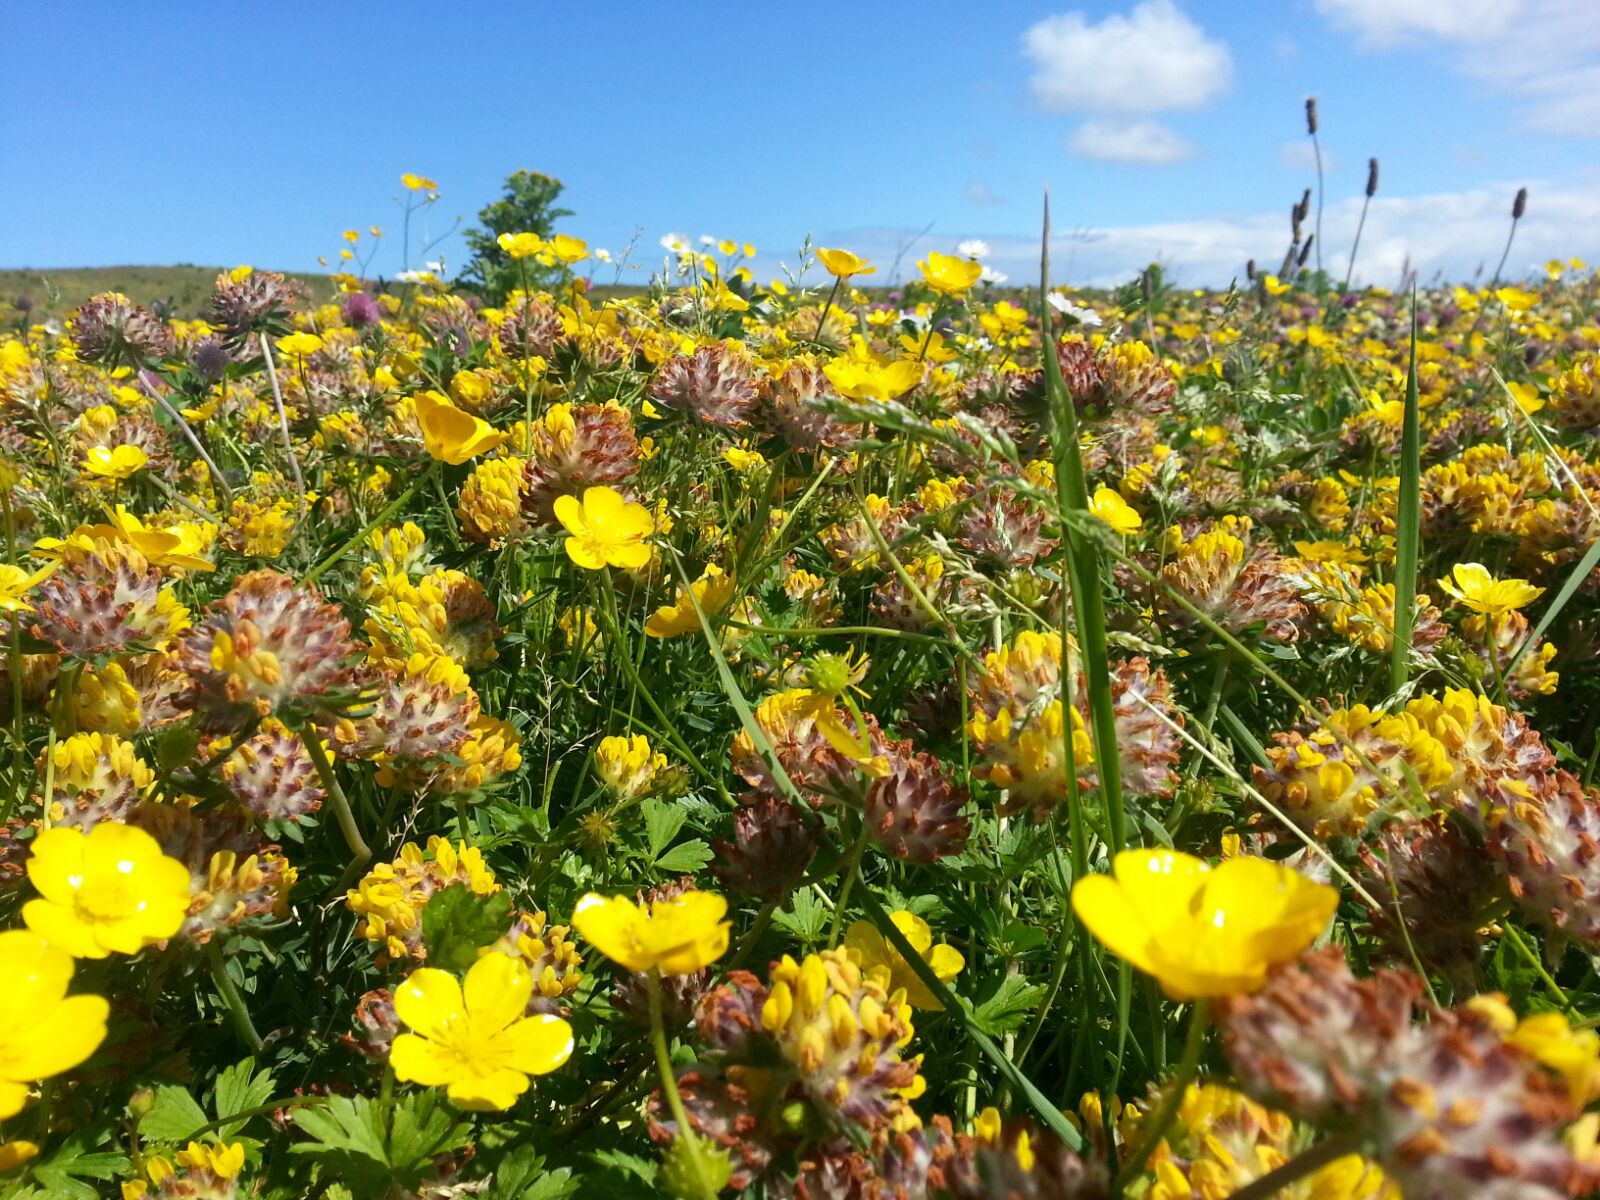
391;951;575;1111
24;821;192;959
1071;849;1337;1000
571;888;730;975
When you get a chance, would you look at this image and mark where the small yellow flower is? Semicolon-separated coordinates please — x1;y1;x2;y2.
822;357;922;402
0;930;109;1118
816;248;877;279
391;952;574;1111
23;822;191;959
275;331;324;359
82;444;148;479
844;912;965;1010
571;889;730;975
1261;275;1291;296
917;251;983;296
1437;562;1544;617
552;486;655;571
547;234;589;265
1090;485;1143;535
497;231;545;259
1505;380;1545;414
412;390;507;465
1495;285;1539;313
401;172;439;192
645;564;736;638
1071;850;1337;1000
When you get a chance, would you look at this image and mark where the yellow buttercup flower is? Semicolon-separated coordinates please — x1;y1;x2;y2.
83;444;148;479
644;563;735;638
1090;485;1143;535
0;930;110;1118
23;822;191;959
1071;850;1337;1000
822;357;922;402
1495;286;1539;313
816;248;876;279
497;231;545;259
412;390;507;465
1437;562;1544;617
844;911;965;1010
401;172;438;192
547;234;589;265
391;952;574;1111
918;251;983;296
553;486;655;571
571;889;730;975
275;331;323;359
1505;380;1545;414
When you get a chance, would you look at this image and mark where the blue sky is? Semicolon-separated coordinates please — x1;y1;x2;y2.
5;0;1597;286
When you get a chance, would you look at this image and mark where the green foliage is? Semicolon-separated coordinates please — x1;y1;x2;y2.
421;882;513;971
460;169;575;301
289;1093;471;1198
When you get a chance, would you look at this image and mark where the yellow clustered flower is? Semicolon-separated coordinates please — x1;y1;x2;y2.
42;730;154;812
224;497;298;558
758;949;925;1129
967;630;1094;815
73;661;145;734
1135;1083;1396;1200
1259;704;1455;838
346;837;499;960
595;734;666;801
432;715;523;795
458;455;530;541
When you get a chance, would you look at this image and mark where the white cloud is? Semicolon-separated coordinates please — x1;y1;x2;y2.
1070;118;1195;164
1314;0;1510;46
821;174;1600;288
1022;1;1232;114
1316;0;1600;135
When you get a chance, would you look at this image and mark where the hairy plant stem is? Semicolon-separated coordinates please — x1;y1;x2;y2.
207;937;264;1052
259;334;307;521
301;725;371;878
1113;997;1210;1188
647;969;717;1200
303;462;436;587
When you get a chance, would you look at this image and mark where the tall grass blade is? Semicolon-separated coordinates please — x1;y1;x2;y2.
1389;289;1421;694
1040;190;1128;855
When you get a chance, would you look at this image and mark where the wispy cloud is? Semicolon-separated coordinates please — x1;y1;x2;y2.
1070;119;1195;164
1316;0;1600;136
817;176;1599;288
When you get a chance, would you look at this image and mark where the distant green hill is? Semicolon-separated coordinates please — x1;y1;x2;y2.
0;265;344;321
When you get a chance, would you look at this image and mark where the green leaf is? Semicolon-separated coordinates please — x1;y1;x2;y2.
655;839;712;873
138;1084;209;1142
421;882;513;972
213;1057;275;1134
28;1136;130;1200
773;889;828;944
971;974;1048;1037
291;1096;390;1166
643;796;688;859
387;1091;471;1172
